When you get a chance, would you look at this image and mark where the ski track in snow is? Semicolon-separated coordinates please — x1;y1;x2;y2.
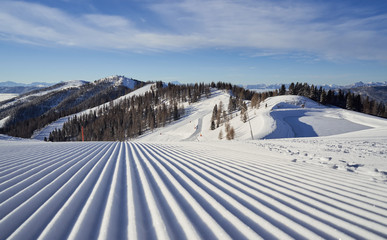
1;141;387;240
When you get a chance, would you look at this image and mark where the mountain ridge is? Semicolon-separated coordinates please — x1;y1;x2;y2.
0;75;145;137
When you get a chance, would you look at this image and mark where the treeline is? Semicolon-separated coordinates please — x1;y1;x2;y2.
49;82;213;141
276;82;386;118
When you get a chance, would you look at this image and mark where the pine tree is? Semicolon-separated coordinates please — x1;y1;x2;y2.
227;126;235;140
211;104;217;130
173;102;179;120
240;102;248;123
279;84;286;95
346;93;353;110
320;90;327;105
217;101;223;127
251;93;259;108
288;83;295;95
211;120;216;130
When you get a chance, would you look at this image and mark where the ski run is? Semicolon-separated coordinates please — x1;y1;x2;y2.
1;140;387;240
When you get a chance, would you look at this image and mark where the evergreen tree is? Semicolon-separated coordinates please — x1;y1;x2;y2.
288;83;295;95
279;84;286;95
173;102;179;121
320;90;327;105
346;93;353;110
211;120;216;130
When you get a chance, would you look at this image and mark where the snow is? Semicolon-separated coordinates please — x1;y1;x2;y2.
0;140;386;239
0;116;10;128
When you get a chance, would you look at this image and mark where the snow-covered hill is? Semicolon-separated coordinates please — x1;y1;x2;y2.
138;92;387;142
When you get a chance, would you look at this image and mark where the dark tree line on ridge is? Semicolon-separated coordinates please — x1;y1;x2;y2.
276;82;387;118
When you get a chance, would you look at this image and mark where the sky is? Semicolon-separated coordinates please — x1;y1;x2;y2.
0;0;387;85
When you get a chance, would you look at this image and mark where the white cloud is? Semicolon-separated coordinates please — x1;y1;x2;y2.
0;0;386;61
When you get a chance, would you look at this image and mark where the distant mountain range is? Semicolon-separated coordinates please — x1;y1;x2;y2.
241;81;387;103
0;81;53;87
242;81;387;91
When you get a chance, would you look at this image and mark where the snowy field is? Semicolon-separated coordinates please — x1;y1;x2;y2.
1;140;387;239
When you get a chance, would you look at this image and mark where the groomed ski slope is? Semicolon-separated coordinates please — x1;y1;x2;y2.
1;140;387;239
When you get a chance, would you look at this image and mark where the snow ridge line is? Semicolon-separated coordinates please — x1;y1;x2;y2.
0;141;386;239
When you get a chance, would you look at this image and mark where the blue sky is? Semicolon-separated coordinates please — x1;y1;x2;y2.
1;0;387;85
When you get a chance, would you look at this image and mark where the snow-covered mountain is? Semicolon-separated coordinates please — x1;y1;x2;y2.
32;83;155;141
345;81;387;88
0;81;53;87
0;76;145;135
